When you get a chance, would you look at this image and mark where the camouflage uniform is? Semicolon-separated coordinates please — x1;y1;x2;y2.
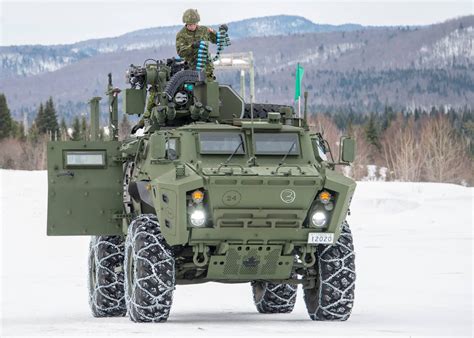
133;10;217;131
176;25;217;81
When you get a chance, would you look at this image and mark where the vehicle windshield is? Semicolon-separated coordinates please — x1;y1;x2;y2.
199;132;245;154
254;133;300;155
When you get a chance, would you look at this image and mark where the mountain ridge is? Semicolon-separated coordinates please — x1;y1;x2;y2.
0;15;367;78
0;15;472;121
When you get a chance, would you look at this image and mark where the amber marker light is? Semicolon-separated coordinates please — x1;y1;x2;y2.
319;191;331;204
191;190;204;204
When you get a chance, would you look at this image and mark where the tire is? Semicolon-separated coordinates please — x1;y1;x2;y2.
243;103;293;119
303;221;356;321
251;278;297;314
88;235;127;317
124;214;175;322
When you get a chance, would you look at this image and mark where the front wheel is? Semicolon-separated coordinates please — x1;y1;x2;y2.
124;214;175;322
88;235;127;317
303;222;356;321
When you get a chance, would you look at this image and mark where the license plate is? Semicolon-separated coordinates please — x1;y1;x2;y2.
308;233;334;244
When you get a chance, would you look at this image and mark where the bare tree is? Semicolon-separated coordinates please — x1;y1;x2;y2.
0;135;48;170
420;114;472;184
381;113;424;181
349;125;372;180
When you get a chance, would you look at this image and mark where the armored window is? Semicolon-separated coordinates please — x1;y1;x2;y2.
311;139;328;161
254;133;300;155
199;132;245;154
166;138;179;160
63;151;106;168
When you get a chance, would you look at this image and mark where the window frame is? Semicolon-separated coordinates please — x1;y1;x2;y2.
198;132;247;155
63;150;107;169
253;132;301;156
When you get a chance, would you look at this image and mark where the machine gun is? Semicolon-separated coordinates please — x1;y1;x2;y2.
124;56;243;130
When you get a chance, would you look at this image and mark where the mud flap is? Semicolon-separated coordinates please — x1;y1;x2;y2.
47;141;123;236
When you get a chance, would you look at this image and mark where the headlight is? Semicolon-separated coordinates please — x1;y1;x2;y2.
311;211;327;227
190;210;206;226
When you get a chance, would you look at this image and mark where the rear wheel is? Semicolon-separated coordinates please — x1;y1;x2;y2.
303;222;356;321
124;214;175;322
251;279;297;314
88;235;127;317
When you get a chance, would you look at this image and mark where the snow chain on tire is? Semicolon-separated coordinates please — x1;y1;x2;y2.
124;214;176;322
88;236;127;317
304;221;356;321
251;277;297;314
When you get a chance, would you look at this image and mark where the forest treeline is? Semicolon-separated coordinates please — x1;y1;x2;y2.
0;93;472;185
309;106;473;185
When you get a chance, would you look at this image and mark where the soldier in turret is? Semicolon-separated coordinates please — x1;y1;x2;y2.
176;8;228;81
132;9;228;133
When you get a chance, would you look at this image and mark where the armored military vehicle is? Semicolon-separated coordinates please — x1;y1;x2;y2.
46;56;357;323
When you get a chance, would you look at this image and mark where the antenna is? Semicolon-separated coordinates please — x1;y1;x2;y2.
303;91;308;129
249;93;257;166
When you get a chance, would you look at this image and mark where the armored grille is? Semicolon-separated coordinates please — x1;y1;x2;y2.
224;248;240;275
207;244;293;280
261;248;280;275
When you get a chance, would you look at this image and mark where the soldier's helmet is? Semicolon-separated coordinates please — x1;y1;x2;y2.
183;9;200;24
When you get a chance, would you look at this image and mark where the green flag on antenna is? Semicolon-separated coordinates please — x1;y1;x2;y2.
294;63;304;101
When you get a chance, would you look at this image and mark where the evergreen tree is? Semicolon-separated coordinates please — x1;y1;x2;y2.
0;93;13;140
60;117;68;140
414;108;421;121
35;103;47;134
365;113;381;150
71;117;81;141
44;97;59;139
28;122;40;143
381;105;396;131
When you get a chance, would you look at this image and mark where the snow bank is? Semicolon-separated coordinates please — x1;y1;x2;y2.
0;170;472;336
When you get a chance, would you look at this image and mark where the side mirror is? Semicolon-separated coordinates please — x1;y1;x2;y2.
149;132;166;159
339;136;355;163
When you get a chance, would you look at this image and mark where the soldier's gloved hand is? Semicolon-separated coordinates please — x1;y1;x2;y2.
131;124;140;134
219;24;228;32
131;118;145;134
192;41;202;49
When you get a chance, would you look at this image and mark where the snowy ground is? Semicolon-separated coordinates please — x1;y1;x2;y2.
0;170;472;336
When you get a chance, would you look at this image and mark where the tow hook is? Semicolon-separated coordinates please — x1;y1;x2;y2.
193;243;210;267
301;245;316;267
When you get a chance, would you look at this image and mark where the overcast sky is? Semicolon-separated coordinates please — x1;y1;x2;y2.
0;0;472;46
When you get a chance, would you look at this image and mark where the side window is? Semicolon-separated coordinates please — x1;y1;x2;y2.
166;138;179;160
312;138;328;161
